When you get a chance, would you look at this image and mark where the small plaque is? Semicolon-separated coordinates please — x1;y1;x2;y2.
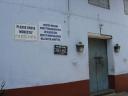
15;24;37;41
54;45;68;55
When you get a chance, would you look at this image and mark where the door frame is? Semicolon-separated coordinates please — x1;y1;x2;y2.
88;32;113;94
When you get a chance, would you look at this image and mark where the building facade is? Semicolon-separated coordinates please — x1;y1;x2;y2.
0;0;128;96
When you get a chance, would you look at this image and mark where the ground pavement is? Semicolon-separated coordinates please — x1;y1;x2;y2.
103;92;128;96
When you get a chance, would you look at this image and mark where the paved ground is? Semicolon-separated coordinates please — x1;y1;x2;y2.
103;92;128;96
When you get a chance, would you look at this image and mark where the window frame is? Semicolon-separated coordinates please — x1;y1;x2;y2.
124;0;128;15
88;0;110;9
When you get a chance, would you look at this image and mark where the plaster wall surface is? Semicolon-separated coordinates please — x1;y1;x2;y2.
0;0;128;89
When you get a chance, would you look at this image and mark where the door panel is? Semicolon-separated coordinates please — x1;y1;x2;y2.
89;38;108;93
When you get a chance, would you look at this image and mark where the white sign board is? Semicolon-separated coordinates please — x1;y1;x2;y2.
15;24;37;41
39;23;62;41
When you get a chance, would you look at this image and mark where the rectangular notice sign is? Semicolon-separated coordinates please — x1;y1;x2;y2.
15;24;37;41
39;22;62;41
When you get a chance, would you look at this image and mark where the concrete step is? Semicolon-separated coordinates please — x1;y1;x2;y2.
90;89;115;96
90;89;128;96
103;92;128;96
103;93;117;96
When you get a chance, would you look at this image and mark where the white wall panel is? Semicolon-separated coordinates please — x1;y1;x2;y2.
0;0;128;89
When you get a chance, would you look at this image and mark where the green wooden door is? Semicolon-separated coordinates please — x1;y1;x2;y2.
89;38;108;93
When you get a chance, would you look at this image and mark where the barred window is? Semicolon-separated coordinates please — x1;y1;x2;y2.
88;0;110;9
124;0;128;15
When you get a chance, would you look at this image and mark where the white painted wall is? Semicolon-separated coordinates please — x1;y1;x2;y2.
0;0;128;89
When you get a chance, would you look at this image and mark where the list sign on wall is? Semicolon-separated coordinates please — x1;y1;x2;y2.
39;22;62;41
15;24;37;41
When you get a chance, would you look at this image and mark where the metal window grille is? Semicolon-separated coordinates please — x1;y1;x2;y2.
88;0;110;9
